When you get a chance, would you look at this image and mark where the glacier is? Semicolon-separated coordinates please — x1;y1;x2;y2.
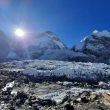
1;60;110;83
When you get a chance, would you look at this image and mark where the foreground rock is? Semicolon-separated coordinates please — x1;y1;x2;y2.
0;70;110;110
0;60;110;109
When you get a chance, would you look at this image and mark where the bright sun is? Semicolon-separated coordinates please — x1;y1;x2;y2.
15;29;25;37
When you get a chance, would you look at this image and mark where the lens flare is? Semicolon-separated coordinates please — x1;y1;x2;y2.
15;29;25;37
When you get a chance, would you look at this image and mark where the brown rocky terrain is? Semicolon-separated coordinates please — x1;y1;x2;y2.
0;70;110;110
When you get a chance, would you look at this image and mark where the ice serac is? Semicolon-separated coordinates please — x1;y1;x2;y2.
74;30;110;63
2;60;110;82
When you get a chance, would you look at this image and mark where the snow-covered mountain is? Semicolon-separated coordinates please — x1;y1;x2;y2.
6;31;96;61
1;30;110;63
7;31;68;60
5;31;92;61
26;31;69;59
74;30;110;63
26;31;67;51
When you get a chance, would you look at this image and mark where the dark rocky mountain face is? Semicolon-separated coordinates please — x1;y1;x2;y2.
74;30;110;64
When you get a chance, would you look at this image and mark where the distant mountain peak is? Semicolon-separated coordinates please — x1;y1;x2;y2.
92;30;99;34
39;31;60;39
92;30;110;37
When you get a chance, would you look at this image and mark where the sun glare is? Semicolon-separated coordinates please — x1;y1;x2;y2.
15;29;25;37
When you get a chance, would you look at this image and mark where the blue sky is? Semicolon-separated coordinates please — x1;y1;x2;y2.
0;0;110;47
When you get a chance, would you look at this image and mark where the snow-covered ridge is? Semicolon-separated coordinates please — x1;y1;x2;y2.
75;30;110;50
92;30;110;38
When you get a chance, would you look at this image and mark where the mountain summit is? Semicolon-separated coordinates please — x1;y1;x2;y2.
27;31;67;50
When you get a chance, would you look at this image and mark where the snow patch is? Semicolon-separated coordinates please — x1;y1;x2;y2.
2;81;15;91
